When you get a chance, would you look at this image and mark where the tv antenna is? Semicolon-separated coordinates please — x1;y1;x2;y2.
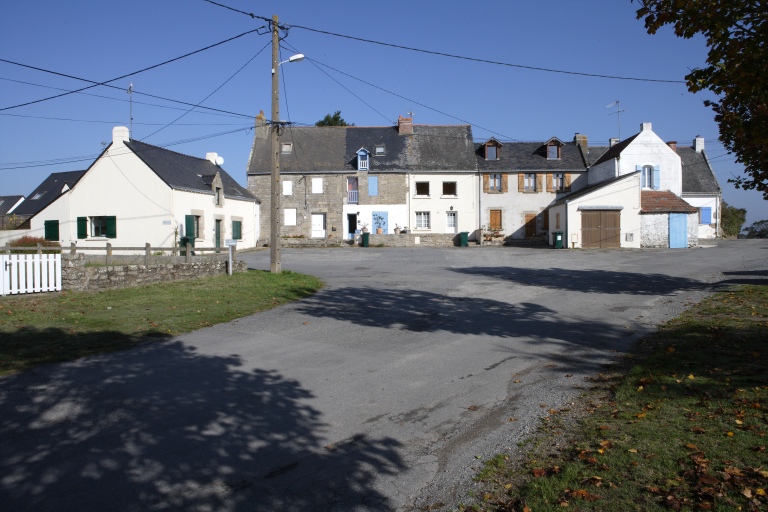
606;100;628;141
127;83;134;138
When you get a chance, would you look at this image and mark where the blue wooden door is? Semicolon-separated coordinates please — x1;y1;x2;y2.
669;214;687;248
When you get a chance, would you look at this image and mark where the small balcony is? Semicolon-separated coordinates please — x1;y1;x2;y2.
347;190;359;204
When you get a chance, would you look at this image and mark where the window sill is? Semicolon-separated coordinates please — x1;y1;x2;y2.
413;195;430;199
440;195;458;199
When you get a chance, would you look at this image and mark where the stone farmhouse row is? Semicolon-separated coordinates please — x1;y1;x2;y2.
1;115;720;253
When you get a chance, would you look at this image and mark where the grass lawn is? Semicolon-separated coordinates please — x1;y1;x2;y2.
0;270;323;376
470;284;768;512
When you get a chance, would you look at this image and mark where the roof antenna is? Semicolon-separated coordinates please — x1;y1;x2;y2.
127;83;134;139
407;111;414;122
606;100;627;141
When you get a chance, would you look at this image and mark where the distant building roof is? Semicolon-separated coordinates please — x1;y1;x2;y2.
13;171;86;216
590;133;640;167
640;190;698;214
550;172;639;207
0;195;25;215
125;140;256;201
679;146;721;195
475;141;589;171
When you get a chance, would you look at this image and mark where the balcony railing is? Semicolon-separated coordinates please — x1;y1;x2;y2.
347;190;359;204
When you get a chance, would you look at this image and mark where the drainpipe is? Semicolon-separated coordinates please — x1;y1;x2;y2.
564;199;570;249
478;173;482;242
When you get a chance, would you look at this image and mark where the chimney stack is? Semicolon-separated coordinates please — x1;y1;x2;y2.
255;110;269;140
573;133;588;152
398;115;413;135
206;152;219;164
112;126;130;145
667;141;677;153
609;138;620;147
694;136;705;153
641;122;652;132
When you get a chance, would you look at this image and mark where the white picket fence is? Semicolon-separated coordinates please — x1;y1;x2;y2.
1;253;62;296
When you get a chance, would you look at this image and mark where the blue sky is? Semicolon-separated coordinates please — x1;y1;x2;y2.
2;0;765;226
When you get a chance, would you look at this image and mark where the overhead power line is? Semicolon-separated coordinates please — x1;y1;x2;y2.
201;1;686;84
0;27;264;112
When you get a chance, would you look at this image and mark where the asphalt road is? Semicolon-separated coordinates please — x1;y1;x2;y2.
1;240;766;511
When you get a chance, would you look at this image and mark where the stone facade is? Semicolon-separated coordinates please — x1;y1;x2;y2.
61;253;247;292
363;233;460;248
640;213;698;248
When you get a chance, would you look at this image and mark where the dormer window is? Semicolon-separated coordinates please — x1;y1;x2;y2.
544;137;564;160
484;138;502;160
356;148;370;171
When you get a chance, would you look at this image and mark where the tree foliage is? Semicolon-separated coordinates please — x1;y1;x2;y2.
635;1;768;198
720;201;747;238
315;111;354;127
743;219;768;238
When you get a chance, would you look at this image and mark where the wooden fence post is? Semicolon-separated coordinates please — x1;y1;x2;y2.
185;243;191;263
70;242;77;256
106;243;112;266
145;243;150;266
37;243;42;255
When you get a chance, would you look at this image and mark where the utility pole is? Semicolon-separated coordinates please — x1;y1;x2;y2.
270;14;281;274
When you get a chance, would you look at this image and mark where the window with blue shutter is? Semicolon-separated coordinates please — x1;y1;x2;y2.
368;176;378;196
653;165;661;190
700;207;712;224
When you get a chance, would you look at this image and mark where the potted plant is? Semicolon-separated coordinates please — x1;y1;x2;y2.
373;213;385;234
393;224;402;234
360;222;369;233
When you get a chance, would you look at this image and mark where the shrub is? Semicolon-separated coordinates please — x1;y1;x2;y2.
8;236;61;254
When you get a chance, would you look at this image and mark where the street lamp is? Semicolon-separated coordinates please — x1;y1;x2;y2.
270;14;304;274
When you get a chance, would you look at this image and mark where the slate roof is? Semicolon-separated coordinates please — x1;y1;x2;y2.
590;133;640;167
550;172;640;207
125;140;256;201
0;195;24;215
475;141;589;171
678;147;721;194
640;190;698;214
247;124;477;175
13;170;86;216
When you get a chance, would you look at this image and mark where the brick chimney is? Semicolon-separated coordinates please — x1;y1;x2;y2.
667;141;677;153
398;115;413;135
573;133;588;152
255;110;269;140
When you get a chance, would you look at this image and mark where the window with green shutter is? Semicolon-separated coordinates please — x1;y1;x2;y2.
44;220;59;241
232;220;242;239
106;216;117;238
77;217;87;239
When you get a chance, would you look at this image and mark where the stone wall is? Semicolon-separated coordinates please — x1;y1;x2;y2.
62;253;248;292
364;233;460;248
641;213;699;248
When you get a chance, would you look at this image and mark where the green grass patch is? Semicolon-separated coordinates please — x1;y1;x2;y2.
472;284;768;511
0;270;323;375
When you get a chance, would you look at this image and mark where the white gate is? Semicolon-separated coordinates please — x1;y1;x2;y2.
1;253;62;296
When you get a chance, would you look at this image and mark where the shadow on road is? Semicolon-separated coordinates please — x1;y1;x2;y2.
0;330;404;511
717;269;768;287
448;266;707;295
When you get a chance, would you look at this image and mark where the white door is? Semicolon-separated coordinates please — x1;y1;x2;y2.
311;214;326;238
446;211;457;233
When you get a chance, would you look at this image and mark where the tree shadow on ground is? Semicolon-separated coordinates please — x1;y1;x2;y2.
716;269;768;287
448;267;706;295
295;286;637;375
0;329;404;511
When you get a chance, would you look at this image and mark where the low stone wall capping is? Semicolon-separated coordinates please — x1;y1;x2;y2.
62;253;247;292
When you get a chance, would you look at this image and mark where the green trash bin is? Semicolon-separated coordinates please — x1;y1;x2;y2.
361;232;370;247
553;231;564;249
459;232;469;247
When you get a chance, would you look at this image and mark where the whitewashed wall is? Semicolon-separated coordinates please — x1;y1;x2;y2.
407;173;477;234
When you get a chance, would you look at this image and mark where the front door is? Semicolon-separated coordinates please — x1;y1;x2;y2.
311;214;326;238
669;213;687;248
347;213;357;240
446;211;457;233
215;219;222;253
524;213;537;237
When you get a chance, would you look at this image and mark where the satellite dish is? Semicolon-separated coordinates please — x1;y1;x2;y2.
215;156;224;166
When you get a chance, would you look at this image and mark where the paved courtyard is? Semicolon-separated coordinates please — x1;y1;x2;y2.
1;240;767;511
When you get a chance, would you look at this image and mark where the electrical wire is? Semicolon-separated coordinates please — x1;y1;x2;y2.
200;1;686;84
0;27;263;112
140;39;270;141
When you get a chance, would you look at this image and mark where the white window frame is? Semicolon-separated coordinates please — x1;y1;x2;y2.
375;145;385;156
284;208;297;226
358;152;369;171
524;173;537;192
415;211;431;229
553;173;564;191
311;177;323;194
415;181;430;197
490;174;502;191
91;216;108;237
442;181;457;197
282;180;293;195
281;142;293;154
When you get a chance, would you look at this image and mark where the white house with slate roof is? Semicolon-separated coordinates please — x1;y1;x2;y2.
17;126;260;253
